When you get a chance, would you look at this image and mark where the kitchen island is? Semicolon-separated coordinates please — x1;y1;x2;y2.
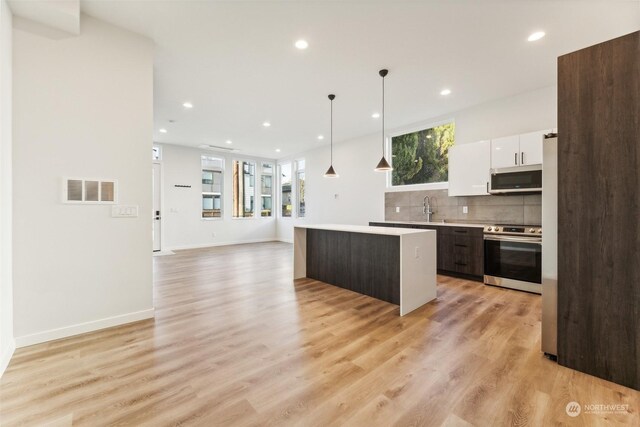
294;224;437;316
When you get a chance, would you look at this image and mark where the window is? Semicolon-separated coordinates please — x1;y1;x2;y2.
280;163;292;217
260;163;274;217
202;156;224;218
232;160;256;218
296;160;305;218
391;122;455;186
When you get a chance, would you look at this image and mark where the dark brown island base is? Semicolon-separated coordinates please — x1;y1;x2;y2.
369;221;484;281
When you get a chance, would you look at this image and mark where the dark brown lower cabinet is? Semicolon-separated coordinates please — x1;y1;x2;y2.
558;31;639;390
369;222;483;280
306;228;400;305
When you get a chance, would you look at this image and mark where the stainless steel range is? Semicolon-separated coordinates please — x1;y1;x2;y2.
483;224;542;294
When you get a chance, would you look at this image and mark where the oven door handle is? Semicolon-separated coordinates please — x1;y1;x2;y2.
484;235;542;244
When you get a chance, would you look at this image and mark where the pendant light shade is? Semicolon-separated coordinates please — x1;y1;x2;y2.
324;94;339;178
324;164;338;177
374;69;393;172
375;157;392;171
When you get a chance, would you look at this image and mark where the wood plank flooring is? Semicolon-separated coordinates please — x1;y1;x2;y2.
0;242;638;426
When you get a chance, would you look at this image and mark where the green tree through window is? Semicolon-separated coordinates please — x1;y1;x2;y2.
391;122;455;186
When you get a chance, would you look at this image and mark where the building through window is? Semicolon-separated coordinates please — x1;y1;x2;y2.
232;160;256;218
280;163;292;217
202;156;224;218
261;163;274;217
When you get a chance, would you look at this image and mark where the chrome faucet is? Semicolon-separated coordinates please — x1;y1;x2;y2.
423;195;434;222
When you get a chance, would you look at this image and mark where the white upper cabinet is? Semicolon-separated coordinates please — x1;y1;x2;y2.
519;129;551;165
491;129;551;169
448;140;491;196
490;135;520;169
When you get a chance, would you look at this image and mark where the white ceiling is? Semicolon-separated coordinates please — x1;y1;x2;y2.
81;0;640;159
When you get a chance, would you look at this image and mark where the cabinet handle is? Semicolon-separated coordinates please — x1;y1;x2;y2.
455;262;468;266
514;153;518;165
521;152;524;164
486;182;489;193
454;230;468;234
455;244;468;248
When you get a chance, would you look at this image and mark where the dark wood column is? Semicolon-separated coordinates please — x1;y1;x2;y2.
557;31;639;390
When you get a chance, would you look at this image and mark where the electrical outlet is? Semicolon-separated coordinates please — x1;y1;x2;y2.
396;207;400;213
414;247;420;259
463;206;468;214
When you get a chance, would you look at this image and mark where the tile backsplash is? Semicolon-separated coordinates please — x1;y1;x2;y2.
385;189;541;225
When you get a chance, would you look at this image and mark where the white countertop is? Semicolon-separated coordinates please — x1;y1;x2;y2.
294;224;436;236
373;220;486;229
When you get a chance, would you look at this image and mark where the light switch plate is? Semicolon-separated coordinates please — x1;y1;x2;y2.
396;207;400;213
463;206;468;214
111;205;139;218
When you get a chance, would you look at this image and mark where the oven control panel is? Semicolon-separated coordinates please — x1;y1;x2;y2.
484;225;542;236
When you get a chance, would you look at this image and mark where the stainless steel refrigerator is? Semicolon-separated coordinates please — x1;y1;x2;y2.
541;134;557;358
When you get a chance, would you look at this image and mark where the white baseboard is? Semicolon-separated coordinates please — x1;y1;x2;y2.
0;338;16;378
167;238;280;251
15;308;155;348
153;249;175;257
278;239;293;244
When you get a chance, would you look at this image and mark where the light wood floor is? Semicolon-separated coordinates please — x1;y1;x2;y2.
1;242;638;426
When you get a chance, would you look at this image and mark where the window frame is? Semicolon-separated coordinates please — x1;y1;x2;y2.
296;159;306;218
231;158;257;219
279;162;294;219
260;162;274;218
386;118;454;192
201;156;225;220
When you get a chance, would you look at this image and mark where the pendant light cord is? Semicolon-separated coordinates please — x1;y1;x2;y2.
382;74;385;156
330;98;333;165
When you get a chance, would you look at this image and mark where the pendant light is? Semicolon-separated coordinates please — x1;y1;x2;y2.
324;94;339;178
374;69;393;171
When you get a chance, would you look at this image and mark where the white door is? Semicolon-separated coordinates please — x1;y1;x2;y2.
152;162;162;252
519;130;550;165
448;140;491;196
491;135;520;169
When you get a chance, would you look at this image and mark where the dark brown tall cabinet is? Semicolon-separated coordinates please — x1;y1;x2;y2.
557;31;639;390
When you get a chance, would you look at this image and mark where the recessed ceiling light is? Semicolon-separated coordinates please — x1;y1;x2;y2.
294;39;308;50
528;31;545;42
275;148;281;152
183;102;193;108
440;88;451;96
372;112;380;119
263;121;271;127
317;135;324;140
159;128;167;133
226;140;232;144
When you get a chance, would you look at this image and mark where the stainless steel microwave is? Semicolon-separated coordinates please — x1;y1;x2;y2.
489;165;542;194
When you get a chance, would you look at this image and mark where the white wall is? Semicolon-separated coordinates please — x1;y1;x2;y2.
0;0;14;376
12;15;154;347
276;135;387;242
276;85;557;241
158;143;277;249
